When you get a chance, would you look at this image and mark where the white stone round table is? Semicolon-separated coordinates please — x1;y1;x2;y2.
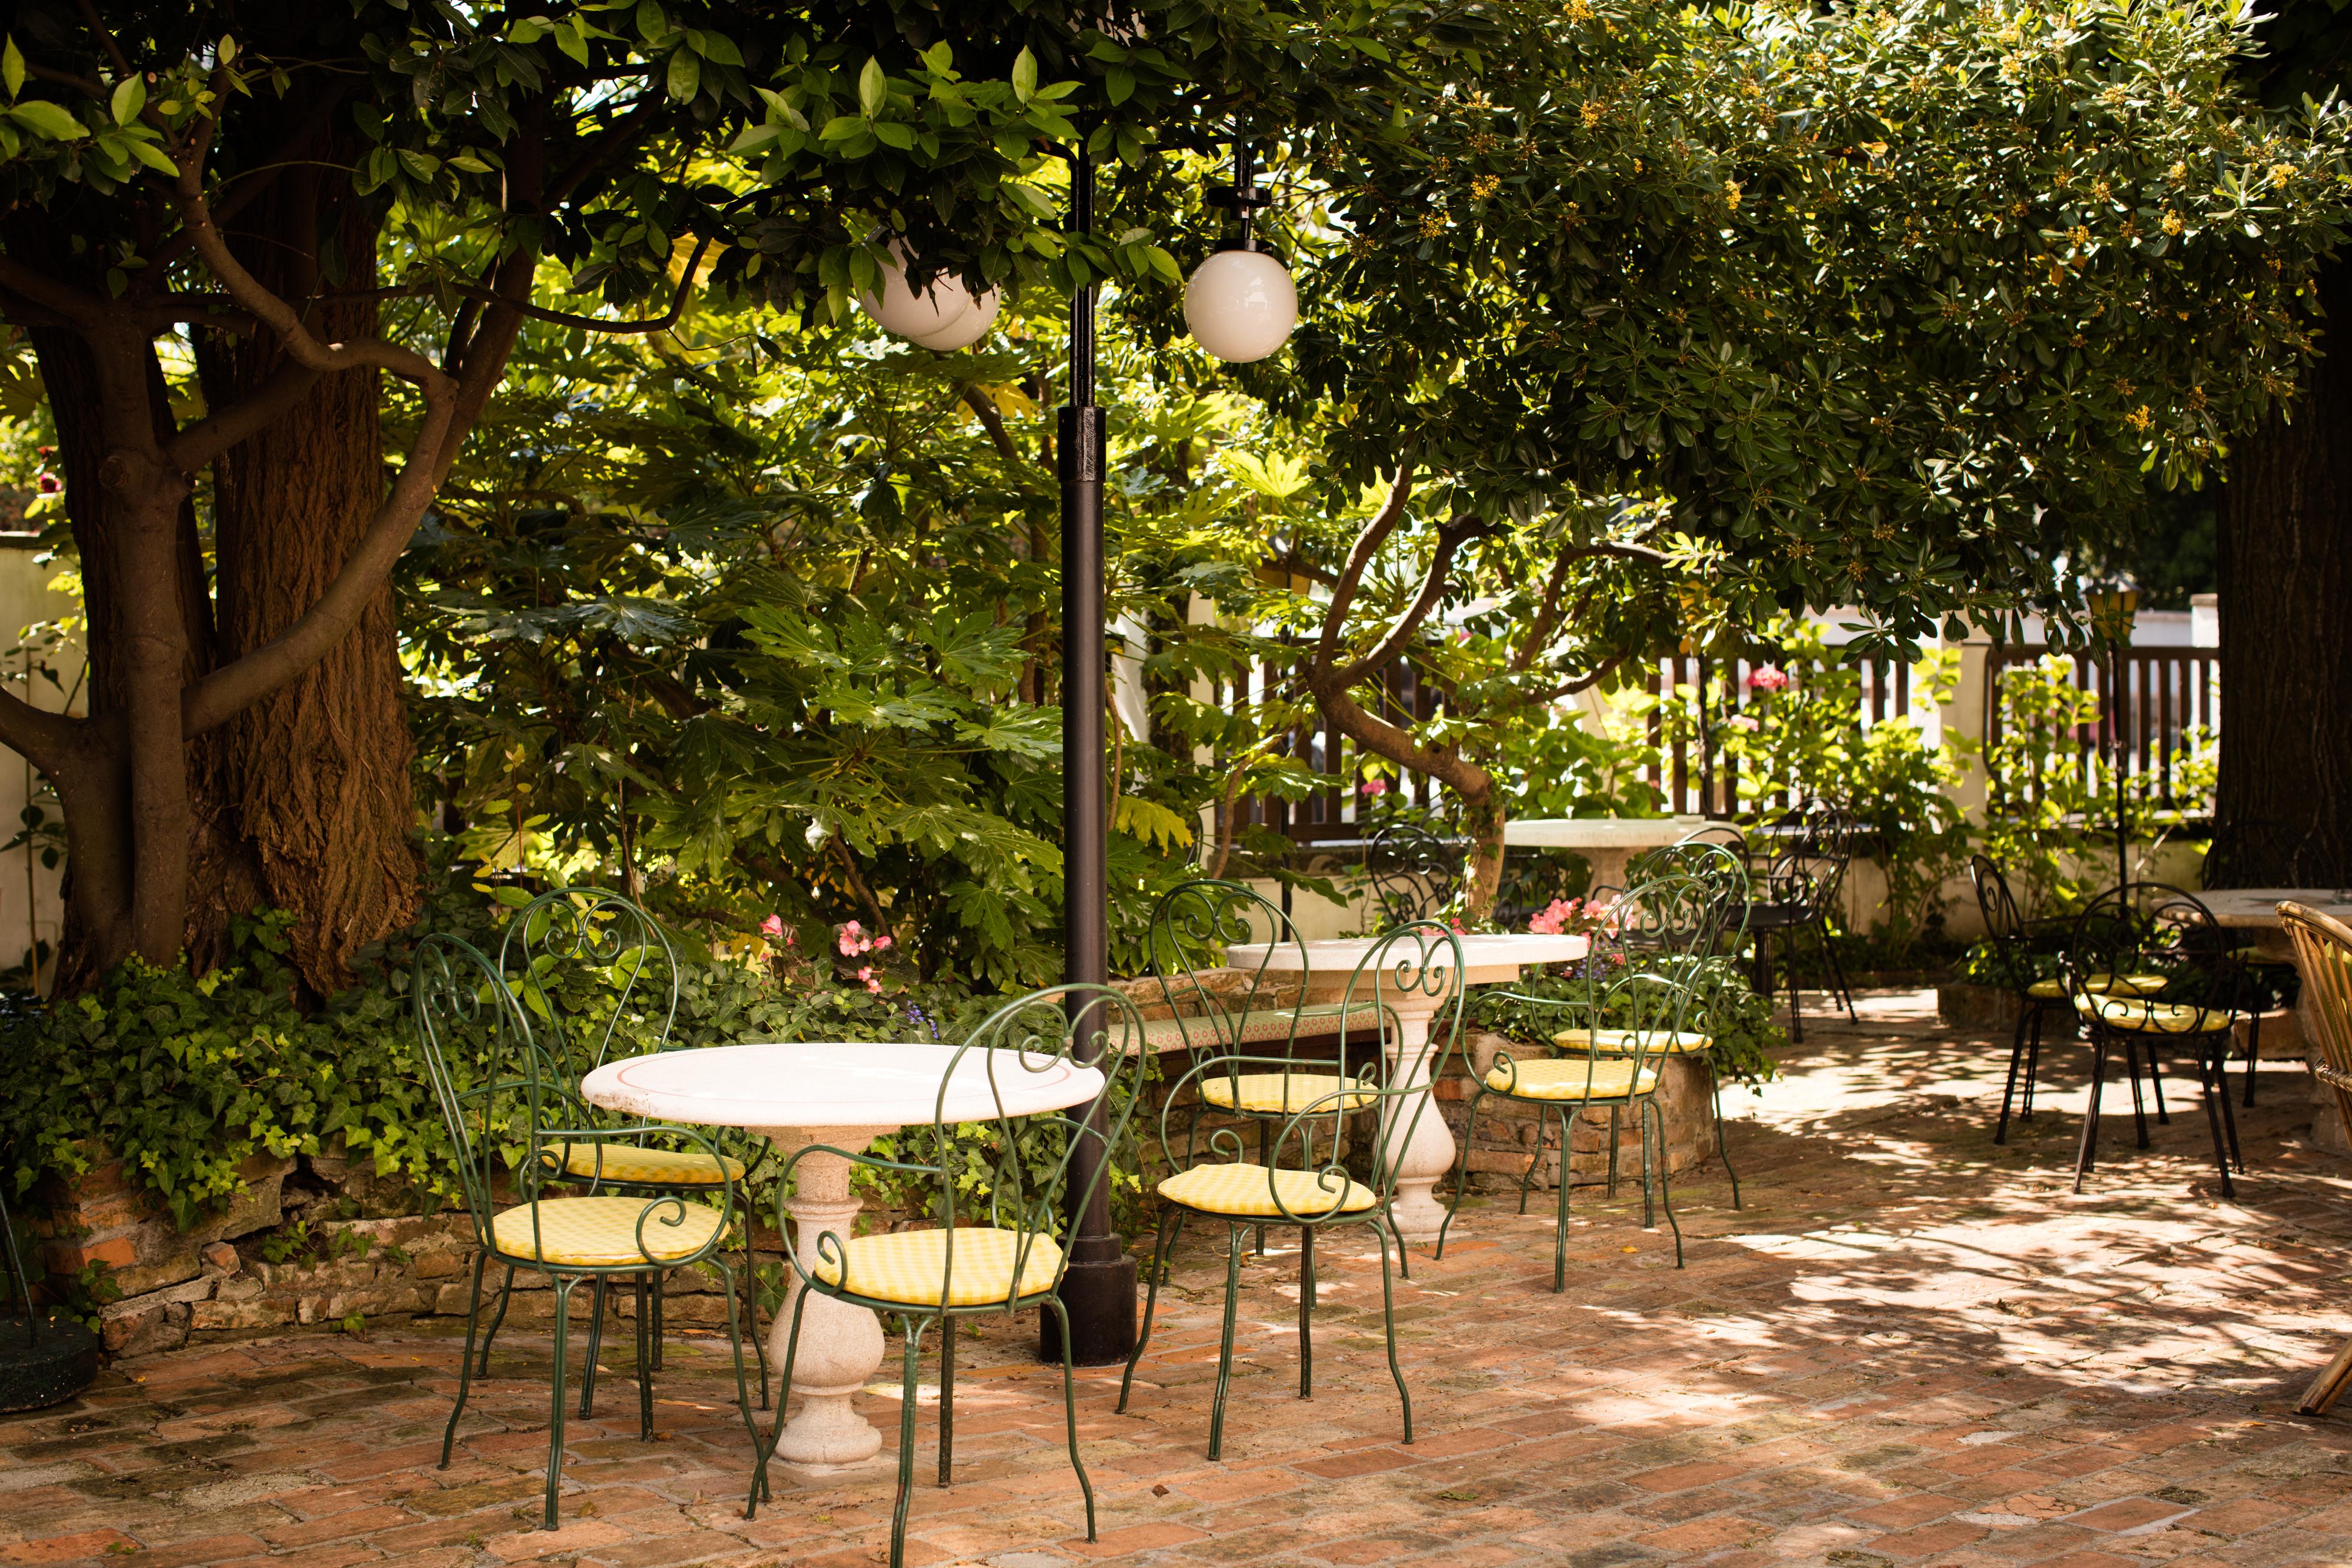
1222;934;1590;1242
580;1041;1105;1470
1504;816;1717;892
2200;890;2352;1154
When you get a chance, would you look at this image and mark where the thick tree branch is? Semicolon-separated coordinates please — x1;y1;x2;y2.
1313;466;1412;670
0;686;85;778
960;383;1030;467
442;239;712;336
1330;515;1497;690
0;254;106;327
1512;549;1582;673
163;355;321;473
1504;649;1634;711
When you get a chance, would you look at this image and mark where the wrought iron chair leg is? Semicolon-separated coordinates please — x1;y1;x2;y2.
543;1274;579;1529
1367;1216;1412;1445
1298;1223;1316;1399
1638;1102;1656;1230
2146;1039;2169;1126
2193;1041;2237;1200
746;1279;815;1519
1043;1293;1097;1543
740;1233;771;1411
711;1258;765;1478
2021;1004;2045;1120
1552;1108;1573;1294
1817;920;1859;1021
1703;1056;1740;1209
442;1251;489;1468
477;1263;516;1376
650;1271;666;1369
1646;1098;1683;1269
1436;1091;1482;1259
2244;1007;2262;1108
1255;1121;1271;1256
1207;1224;1245;1462
1995;1005;2032;1145
886;1316;929;1568
1118;1208;1184;1414
632;1274;656;1440
2074;1041;2107;1193
1517;1102;1546;1215
2215;1038;2247;1172
2123;1041;2151;1149
1780;933;1805;1045
578;1276;610;1419
938;1318;955;1486
1606;1104;1622;1200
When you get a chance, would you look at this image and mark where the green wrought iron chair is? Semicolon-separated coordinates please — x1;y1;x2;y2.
478;888;770;1414
1146;879;1390;1252
2061;882;2250;1198
1591;841;1754;1209
1438;874;1716;1286
415;932;760;1530
744;984;1144;1568
1118;920;1464;1460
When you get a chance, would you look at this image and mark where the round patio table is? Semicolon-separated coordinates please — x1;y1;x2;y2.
2199;889;2352;1153
1502;817;1716;891
1221;933;1590;1241
579;1041;1105;1471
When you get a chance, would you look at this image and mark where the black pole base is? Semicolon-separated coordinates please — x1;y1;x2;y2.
1040;1253;1137;1366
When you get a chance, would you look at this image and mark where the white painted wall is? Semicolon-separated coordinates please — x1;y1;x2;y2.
0;540;81;987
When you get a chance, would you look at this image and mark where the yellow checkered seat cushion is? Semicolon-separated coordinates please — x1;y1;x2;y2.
1486;1058;1658;1100
1551;1027;1712;1056
1198;1071;1377;1114
1158;1162;1377;1218
2026;972;2167;1001
539;1141;746;1186
2074;996;2230;1034
489;1196;726;1266
811;1226;1063;1308
1137;1002;1388;1054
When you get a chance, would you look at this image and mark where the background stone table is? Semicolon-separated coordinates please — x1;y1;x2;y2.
1504;816;1718;893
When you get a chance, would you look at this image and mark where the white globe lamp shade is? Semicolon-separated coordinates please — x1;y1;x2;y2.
857;244;995;350
908;287;1000;351
1184;248;1297;363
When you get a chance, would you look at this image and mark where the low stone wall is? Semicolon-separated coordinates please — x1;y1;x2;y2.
38;1028;1728;1358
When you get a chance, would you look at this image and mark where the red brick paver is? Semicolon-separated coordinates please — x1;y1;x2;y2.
8;989;2352;1567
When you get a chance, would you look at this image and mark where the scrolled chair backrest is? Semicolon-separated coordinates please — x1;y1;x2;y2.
1486;875;1709;1099
784;984;1147;1317
1758;799;1851;917
2065;880;2244;1014
497;887;680;1080
412;932;564;1247
1147;878;1311;1056
1364;822;1464;926
2281;903;2352;1130
1626;842;1750;947
1968;854;2044;997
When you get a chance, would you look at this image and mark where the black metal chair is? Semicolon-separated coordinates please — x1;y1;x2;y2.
1741;801;1856;1041
1364;821;1464;925
2062;882;2251;1198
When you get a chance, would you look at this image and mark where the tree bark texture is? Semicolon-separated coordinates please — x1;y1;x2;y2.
192;138;418;989
2213;254;2352;888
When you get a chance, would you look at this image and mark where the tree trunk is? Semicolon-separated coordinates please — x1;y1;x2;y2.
2211;254;2352;888
192;132;419;991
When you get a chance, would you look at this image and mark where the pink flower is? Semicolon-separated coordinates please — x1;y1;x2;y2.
837;934;858;957
845;920;863;934
1359;777;1388;797
35;474;58;494
874;934;893;951
857;966;873;981
1725;713;1760;733
866;978;884;994
1748;664;1790;693
760;914;784;938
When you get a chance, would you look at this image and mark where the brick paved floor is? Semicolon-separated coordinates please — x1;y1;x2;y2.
9;989;2352;1568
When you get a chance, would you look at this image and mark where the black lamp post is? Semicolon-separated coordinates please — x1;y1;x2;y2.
857;140;1297;1365
2087;582;2141;894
